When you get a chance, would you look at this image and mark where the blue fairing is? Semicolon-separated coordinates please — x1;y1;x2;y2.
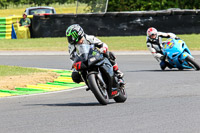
162;38;194;69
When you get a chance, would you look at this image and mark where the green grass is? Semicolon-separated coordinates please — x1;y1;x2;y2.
0;65;47;76
177;34;200;50
99;36;147;51
0;37;68;51
0;3;87;17
100;34;200;51
1;34;200;51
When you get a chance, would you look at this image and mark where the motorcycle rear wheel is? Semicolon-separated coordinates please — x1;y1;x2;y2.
88;74;109;105
114;84;127;103
185;56;200;71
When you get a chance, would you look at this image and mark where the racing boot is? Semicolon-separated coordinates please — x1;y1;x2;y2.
160;60;167;70
116;70;124;79
118;78;125;87
113;63;124;79
165;61;173;69
113;64;126;88
160;60;173;70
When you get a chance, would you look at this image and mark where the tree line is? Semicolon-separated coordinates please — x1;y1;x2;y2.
1;0;200;11
0;0;75;8
107;0;200;11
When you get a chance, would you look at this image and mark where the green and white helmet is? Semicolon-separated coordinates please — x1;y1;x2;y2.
66;24;84;44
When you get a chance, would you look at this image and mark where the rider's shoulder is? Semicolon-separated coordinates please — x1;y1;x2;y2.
85;34;95;39
85;34;102;44
157;31;166;36
84;34;95;43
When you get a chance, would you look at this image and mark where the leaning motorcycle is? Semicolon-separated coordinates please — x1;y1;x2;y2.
72;44;127;105
162;38;200;70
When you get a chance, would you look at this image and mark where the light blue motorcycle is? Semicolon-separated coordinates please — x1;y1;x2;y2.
162;38;200;70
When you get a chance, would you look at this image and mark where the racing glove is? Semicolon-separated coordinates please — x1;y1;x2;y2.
99;47;108;53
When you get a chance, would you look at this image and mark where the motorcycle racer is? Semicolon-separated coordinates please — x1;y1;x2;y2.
146;27;177;70
66;24;124;83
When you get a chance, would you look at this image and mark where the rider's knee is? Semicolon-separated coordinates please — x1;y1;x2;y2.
72;71;82;83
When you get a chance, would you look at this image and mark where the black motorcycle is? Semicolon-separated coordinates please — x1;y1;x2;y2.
72;44;127;105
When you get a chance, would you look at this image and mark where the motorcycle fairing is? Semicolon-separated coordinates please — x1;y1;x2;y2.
163;38;194;69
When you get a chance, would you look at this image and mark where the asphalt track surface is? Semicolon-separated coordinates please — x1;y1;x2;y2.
1;54;200;133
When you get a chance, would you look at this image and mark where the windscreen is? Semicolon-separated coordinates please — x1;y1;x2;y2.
75;44;91;61
29;8;54;15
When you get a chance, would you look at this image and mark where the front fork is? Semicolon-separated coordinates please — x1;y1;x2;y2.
180;52;190;60
96;73;107;90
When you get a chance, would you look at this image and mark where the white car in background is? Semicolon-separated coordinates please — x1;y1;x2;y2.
24;6;56;15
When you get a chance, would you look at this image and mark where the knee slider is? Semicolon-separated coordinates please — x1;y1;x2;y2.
72;71;82;83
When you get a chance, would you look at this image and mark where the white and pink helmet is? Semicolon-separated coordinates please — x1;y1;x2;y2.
147;27;158;41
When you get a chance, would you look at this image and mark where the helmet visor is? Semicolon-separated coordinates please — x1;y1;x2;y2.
67;37;75;44
150;34;157;39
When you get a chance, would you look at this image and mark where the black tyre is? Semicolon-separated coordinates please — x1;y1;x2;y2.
88;74;109;105
114;85;127;103
185;56;200;71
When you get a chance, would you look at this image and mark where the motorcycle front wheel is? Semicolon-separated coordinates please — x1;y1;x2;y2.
88;74;109;105
185;56;200;71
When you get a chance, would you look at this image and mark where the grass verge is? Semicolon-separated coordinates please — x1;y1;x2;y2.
0;3;87;17
0;65;48;76
0;65;59;90
1;34;200;51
